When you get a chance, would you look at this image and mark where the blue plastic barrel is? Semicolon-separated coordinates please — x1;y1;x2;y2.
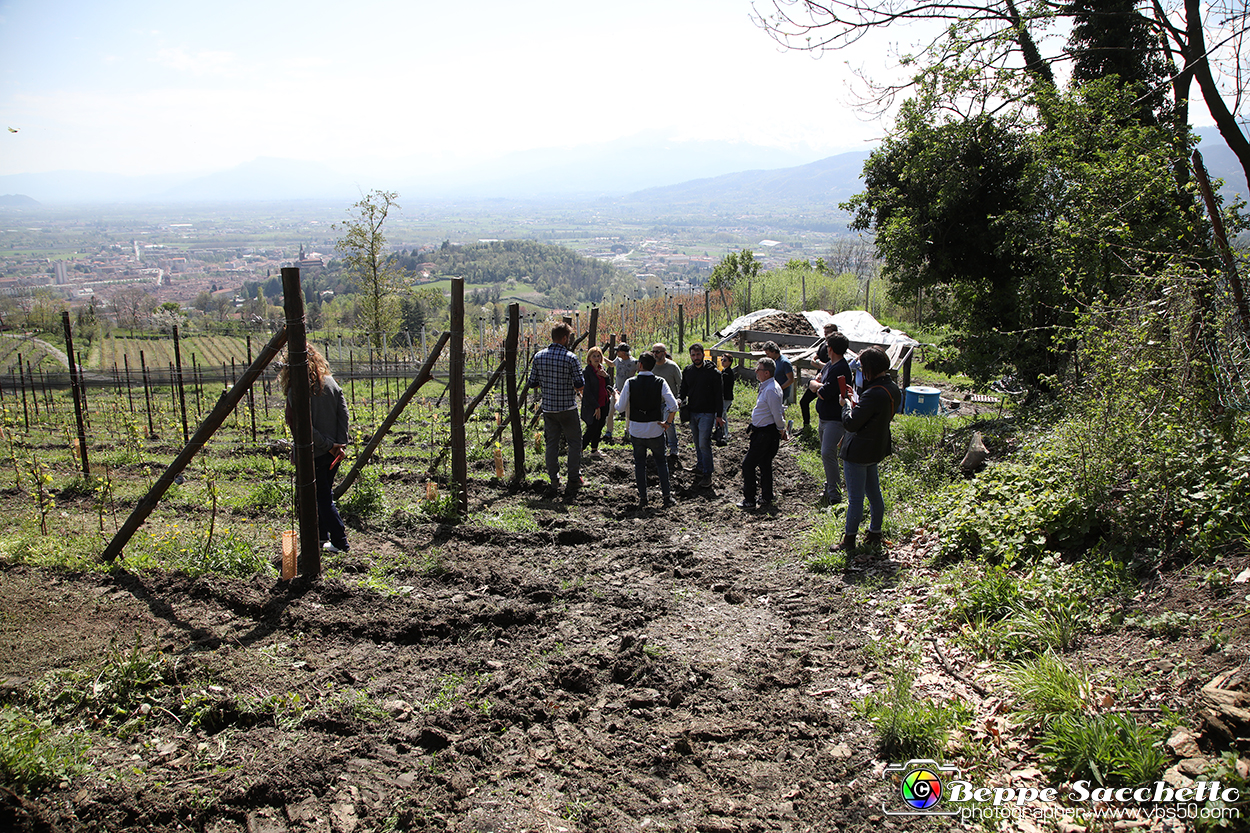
904;386;942;415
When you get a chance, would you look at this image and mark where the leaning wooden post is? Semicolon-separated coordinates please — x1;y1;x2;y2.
100;326;288;563
1194;150;1250;330
61;311;90;478
450;278;468;516
332;331;451;500
282;267;320;578
172;324;189;444
587;306;599;350
704;291;710;340
505;304;525;484
678;304;685;354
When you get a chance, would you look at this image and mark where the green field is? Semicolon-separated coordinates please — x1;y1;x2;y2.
92;335;253;373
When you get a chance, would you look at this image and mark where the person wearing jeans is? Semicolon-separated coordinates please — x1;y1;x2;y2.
679;344;724;488
839;346;901;553
615;351;679;509
809;332;852;504
281;344;351;556
528;322;585;500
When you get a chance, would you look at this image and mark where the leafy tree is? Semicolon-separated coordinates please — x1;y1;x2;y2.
335;190;405;350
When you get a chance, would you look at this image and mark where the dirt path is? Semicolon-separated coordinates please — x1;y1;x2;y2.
3;426;960;832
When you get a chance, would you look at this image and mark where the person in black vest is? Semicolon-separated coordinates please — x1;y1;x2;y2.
615;351;679;509
839;345;901;553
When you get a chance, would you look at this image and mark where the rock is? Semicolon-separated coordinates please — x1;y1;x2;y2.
628;688;659;708
245;808;289;833
1163;764;1195;790
960;431;989;473
1167;727;1202;758
329;802;358;833
1199;670;1250;744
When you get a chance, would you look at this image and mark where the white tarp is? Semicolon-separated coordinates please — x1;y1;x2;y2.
719;309;918;347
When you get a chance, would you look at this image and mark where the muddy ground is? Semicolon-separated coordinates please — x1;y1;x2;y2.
2;410;1248;833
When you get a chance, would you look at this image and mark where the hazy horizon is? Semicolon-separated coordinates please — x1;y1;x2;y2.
1;0;894;182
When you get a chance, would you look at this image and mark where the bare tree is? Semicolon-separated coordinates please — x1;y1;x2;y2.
110;285;157;331
753;0;1250;188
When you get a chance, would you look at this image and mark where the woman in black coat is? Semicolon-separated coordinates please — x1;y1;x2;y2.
580;346;612;457
839;346;900;553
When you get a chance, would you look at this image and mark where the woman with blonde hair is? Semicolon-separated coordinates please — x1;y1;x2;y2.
280;344;351;553
580;345;612;459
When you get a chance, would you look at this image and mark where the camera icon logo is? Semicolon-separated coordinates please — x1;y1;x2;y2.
883;759;961;816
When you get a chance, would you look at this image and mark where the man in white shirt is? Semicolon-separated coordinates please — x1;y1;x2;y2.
615;351;679;509
738;357;788;509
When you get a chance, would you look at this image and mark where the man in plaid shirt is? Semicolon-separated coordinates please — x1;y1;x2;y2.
529;322;585;499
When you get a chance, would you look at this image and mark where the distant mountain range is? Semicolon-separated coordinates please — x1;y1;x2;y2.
0;127;1244;209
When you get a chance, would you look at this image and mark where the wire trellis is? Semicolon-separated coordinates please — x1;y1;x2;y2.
1206;270;1250;411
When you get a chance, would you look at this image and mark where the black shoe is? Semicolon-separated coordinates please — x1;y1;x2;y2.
662;496;676;508
698;473;713;488
715;439;728;447
667;454;680;470
736;498;757;509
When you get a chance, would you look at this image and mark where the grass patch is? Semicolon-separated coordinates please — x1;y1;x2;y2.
1037;712;1167;788
477;504;538;533
0;707;89;793
1002;652;1092;725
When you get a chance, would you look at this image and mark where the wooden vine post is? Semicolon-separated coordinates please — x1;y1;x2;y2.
282;267;321;578
172;324;189;444
101;326;288;563
61;311;90;478
450;278;468;515
505;304;525;484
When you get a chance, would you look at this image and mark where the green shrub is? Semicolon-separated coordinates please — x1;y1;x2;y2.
340;468;387;520
855;668;964;760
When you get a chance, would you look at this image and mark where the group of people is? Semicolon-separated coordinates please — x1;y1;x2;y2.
281;320;901;562
528;321;901;553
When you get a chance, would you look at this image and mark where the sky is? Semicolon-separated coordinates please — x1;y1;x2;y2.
0;0;898;178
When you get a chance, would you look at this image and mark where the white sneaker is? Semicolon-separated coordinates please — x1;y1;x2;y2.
322;541;347;554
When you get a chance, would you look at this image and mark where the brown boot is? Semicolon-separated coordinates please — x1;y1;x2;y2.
837;534;856;552
864;530;883;546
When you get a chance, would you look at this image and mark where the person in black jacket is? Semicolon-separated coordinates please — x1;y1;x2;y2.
800;321;839;430
839;345;900;553
281;345;351;554
713;353;735;446
809;332;852;504
679;344;724;488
